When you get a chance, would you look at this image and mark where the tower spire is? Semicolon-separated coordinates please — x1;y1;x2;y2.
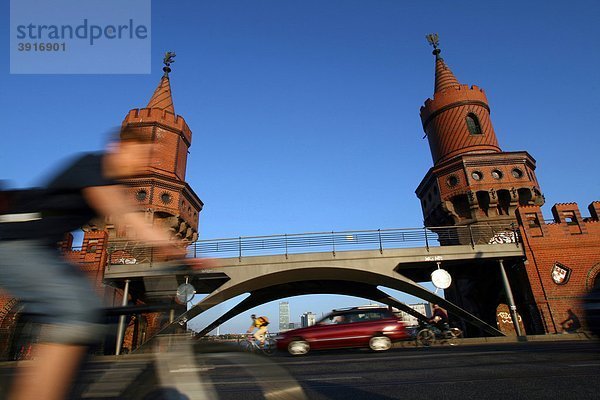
146;52;176;113
426;34;460;93
120;50;202;244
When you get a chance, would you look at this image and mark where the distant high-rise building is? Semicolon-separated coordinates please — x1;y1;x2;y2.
279;301;290;330
300;312;316;327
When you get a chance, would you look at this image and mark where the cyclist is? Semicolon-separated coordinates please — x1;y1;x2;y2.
0;128;183;400
247;314;270;346
429;304;449;332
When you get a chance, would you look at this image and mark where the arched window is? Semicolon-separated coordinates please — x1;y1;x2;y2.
466;113;482;135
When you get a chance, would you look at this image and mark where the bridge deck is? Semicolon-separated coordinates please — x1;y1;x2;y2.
104;243;524;280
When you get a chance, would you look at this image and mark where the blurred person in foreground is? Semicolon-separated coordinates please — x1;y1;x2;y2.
0;127;183;400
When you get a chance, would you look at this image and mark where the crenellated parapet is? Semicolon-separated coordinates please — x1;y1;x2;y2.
517;202;599;239
63;231;109;282
589;201;600;220
122;107;192;146
515;201;600;333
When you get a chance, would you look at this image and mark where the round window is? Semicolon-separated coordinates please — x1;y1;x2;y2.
512;168;524;179
491;170;503;180
447;175;459;187
471;171;483;181
161;192;172;204
136;190;147;201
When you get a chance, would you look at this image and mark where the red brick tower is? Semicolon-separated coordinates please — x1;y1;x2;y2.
92;52;203;243
416;36;544;229
411;36;549;337
80;54;203;352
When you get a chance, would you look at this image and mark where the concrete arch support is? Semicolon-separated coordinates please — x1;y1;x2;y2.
154;248;510;337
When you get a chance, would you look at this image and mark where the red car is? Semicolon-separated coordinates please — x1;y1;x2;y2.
275;306;408;355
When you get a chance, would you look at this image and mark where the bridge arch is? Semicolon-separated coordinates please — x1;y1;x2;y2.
174;262;504;337
106;244;522;343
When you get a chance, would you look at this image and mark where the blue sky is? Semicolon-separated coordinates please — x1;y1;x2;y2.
1;0;599;333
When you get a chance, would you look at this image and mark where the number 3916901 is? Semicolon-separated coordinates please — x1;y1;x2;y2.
17;42;66;51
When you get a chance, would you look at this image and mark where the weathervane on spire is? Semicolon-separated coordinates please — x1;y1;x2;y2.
425;33;441;58
163;51;176;77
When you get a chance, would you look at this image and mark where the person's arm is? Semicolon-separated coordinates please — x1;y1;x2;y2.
83;185;183;256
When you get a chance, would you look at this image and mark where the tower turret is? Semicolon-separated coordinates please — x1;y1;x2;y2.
96;52;202;243
420;34;501;164
416;35;544;229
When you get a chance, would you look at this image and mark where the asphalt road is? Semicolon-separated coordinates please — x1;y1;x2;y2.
205;340;600;400
1;340;598;399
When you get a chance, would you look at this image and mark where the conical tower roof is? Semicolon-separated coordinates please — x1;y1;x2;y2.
146;75;175;113
433;50;460;93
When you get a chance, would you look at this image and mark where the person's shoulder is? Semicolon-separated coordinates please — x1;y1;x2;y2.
74;151;104;165
46;151;109;189
55;151;103;172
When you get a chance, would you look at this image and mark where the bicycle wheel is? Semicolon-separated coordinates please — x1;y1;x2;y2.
239;339;254;353
262;338;277;355
447;328;462;346
442;330;457;346
449;328;463;339
416;329;435;347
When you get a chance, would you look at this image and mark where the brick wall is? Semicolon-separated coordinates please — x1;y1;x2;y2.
516;201;600;333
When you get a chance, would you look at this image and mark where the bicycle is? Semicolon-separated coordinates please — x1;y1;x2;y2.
415;321;463;347
240;331;277;355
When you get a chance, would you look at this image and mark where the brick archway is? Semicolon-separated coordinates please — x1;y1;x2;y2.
586;262;600;290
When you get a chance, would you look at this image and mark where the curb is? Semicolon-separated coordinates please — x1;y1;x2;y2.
394;332;594;348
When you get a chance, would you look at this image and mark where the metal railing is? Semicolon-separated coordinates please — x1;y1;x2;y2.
187;223;520;261
100;224;520;265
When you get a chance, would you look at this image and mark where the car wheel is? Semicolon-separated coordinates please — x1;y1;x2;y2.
416;329;435;347
369;335;392;351
288;340;310;356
